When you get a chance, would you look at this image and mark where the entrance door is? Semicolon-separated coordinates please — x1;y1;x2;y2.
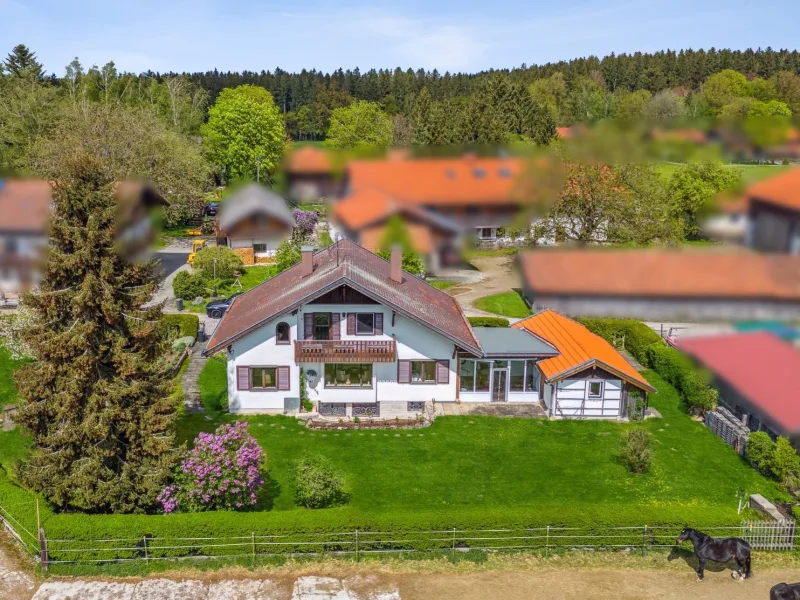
491;369;508;402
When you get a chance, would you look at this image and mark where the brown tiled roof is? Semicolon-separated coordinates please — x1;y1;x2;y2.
204;239;482;355
0;179;53;233
519;249;800;300
345;156;525;206
745;166;800;212
284;146;333;174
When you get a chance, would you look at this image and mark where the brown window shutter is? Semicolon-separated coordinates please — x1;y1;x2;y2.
436;360;449;384
374;313;383;335
347;312;356;336
326;312;334;340
237;366;250;390
304;313;314;340
277;366;290;391
398;360;411;384
331;313;341;341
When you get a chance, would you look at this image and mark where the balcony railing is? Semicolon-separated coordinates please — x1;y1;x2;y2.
294;339;397;363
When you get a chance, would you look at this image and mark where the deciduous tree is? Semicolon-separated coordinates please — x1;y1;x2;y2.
202;85;286;181
324;100;393;150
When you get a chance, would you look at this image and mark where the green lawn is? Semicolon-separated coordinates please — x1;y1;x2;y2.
0;345;26;410
427;280;458;291
185;265;278;314
655;162;791;184
174;364;782;514
473;291;532;318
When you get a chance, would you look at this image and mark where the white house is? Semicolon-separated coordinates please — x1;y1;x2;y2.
205;239;653;419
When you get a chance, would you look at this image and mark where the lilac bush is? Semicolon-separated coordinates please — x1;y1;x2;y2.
158;422;265;513
292;208;319;239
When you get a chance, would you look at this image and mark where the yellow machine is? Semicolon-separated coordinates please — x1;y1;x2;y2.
186;228;203;236
187;239;206;265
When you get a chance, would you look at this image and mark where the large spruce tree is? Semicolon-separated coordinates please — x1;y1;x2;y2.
15;152;177;513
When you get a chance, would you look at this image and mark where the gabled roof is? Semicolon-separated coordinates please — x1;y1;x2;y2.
345;156;525;206
513;310;655;392
333;189;462;233
745;166;800;213
0;179;166;234
679;332;800;433
204;239;482;356
519;249;800;301
0;179;52;233
218;183;296;231
284;146;333;174
473;327;558;357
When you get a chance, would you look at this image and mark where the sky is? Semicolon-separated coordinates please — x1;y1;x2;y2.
4;0;800;76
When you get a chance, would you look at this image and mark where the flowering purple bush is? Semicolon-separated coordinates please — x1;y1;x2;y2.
292;208;319;239
158;422;265;513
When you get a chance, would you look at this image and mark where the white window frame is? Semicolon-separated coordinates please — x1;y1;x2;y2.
588;380;604;398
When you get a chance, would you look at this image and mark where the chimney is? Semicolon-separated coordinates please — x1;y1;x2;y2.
463;152;477;164
387;148;409;162
301;246;314;276
390;245;402;284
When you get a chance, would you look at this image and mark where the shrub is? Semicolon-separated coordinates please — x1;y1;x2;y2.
620;429;652;473
158;422;265;513
467;316;510;328
627;390;645;421
292;208;319;240
173;271;208;300
294;455;345;509
299;369;313;412
769;437;800;487
275;240;302;273
746;431;773;473
191;246;244;283
160;314;200;340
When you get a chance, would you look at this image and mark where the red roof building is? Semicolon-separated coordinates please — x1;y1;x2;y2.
679;332;800;440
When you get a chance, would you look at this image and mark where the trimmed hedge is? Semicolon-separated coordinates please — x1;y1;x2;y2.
578;318;718;413
467;316;510;328
160;314;200;340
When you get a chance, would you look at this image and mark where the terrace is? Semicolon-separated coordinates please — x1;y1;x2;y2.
293;338;397;363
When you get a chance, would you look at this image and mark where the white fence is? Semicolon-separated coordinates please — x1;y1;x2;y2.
742;519;796;550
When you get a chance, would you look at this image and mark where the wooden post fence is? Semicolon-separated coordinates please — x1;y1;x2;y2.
38;527;48;573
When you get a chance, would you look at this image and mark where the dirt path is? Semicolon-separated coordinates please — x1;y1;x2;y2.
449;255;521;317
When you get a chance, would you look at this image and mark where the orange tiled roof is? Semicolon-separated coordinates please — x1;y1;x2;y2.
519;249;800;301
285;146;333;174
346;156;525;206
513;309;654;391
333;189;399;230
745;166;800;212
359;222;434;254
0;179;52;232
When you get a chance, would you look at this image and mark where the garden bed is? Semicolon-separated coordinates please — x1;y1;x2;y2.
306;417;427;430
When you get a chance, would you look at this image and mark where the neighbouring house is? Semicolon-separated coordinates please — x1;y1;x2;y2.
518;249;800;321
679;332;800;447
703;194;749;243
283;146;338;202
338;153;529;245
745;166;800;254
0;178;166;296
328;189;464;271
513;310;655;418
203;239;652;419
217;183;296;265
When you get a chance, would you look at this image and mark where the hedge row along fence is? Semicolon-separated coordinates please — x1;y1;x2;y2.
577;318;718;413
466;316;510;328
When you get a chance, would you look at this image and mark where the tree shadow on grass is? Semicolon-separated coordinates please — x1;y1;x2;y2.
253;471;282;511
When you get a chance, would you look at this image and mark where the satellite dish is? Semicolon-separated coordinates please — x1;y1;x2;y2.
306;369;320;388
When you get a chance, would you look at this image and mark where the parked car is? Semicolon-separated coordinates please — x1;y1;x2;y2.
206;292;243;319
205;202;219;216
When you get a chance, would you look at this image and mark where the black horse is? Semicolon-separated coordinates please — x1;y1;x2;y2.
771;583;800;600
676;526;751;581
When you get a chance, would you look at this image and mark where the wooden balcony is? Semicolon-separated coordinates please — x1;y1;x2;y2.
294;339;397;363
